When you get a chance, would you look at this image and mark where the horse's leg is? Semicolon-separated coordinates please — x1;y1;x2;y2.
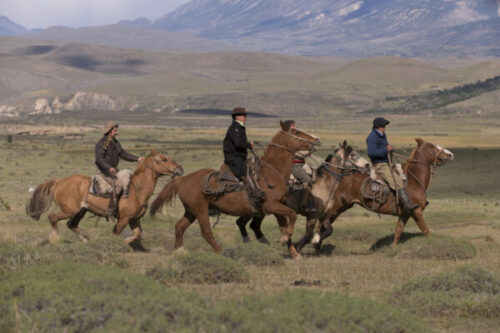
66;208;88;243
236;215;253;243
411;207;430;236
125;219;147;251
196;210;222;253
295;214;317;253
112;216;130;237
175;211;196;250
313;218;334;253
262;202;297;244
48;210;73;242
392;216;409;247
249;215;269;245
275;214;301;259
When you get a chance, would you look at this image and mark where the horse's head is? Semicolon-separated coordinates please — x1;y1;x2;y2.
144;150;184;178
415;138;454;166
334;140;370;173
279;120;321;152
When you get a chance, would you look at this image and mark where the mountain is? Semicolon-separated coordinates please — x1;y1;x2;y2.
0;16;28;36
153;0;500;57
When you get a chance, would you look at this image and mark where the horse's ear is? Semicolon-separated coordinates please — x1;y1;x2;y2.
280;120;286;130
415;138;424;146
343;140;347;148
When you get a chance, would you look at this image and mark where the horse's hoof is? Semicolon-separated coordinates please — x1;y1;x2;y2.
124;236;135;244
280;234;290;245
293;253;303;261
48;232;61;244
80;237;89;244
174;246;187;254
242;236;251;243
258;236;270;246
311;233;321;244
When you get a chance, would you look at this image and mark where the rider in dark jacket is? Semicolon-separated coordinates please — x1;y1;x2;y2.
223;107;252;180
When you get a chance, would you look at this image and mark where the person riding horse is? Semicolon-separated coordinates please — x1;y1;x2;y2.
366;117;418;213
285;119;316;213
223;107;254;181
95;121;144;221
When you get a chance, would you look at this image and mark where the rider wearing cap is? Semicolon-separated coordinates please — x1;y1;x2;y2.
366;117;417;213
95;121;144;221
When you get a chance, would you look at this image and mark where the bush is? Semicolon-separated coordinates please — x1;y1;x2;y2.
0;262;211;332
386;234;476;260
147;251;249;284
388;265;500;318
222;242;284;266
216;289;430;332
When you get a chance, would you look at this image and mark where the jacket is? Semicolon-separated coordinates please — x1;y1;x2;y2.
95;136;138;176
366;129;389;163
223;121;251;159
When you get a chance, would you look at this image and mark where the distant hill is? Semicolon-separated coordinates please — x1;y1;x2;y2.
153;0;500;57
0;16;28;36
22;25;241;52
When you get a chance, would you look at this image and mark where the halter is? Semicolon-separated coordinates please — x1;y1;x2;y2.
144;154;179;176
404;143;450;193
283;128;319;146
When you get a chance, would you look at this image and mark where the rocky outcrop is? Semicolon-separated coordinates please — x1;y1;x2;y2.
64;92;120;111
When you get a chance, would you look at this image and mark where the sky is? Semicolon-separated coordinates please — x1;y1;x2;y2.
0;0;191;29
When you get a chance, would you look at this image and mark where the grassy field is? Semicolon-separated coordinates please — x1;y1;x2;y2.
1;116;500;332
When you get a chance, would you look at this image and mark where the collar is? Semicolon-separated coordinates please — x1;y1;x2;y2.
235;120;245;128
374;129;385;137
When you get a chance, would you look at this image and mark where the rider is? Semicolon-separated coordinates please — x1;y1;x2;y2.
366;117;418;214
285;119;316;213
223;107;253;181
95;121;144;221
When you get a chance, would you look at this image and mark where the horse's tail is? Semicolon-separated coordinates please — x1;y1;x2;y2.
26;179;58;221
150;178;179;217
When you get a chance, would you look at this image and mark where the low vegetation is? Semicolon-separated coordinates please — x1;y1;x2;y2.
147;251;249;284
222;242;285;266
388;266;500;318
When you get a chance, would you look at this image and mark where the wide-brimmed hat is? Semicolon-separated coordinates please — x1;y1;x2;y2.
231;107;247;117
103;121;119;135
372;117;390;128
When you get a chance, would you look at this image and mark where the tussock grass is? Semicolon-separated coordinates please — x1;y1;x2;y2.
147;251;249;284
0;262;210;332
216;289;430;332
222;242;284;266
388;265;500;318
0;238;130;271
385;234;476;260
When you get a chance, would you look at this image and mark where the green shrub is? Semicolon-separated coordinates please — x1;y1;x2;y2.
217;289;430;332
0;262;211;332
147;251;249;284
388;265;500;318
222;242;284;266
386;234;476;260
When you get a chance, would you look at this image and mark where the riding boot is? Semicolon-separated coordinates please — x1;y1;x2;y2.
397;189;418;214
106;195;116;222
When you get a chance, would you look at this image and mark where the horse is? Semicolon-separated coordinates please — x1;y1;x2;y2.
234;142;370;253
26;150;183;247
312;138;454;251
150;121;320;259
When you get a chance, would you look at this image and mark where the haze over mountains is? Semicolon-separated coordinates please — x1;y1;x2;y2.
2;0;500;57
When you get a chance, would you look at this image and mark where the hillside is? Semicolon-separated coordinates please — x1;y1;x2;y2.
153;0;500;57
1;37;500;120
0;16;27;36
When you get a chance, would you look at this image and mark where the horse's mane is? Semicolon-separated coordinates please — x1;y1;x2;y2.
316;153;335;177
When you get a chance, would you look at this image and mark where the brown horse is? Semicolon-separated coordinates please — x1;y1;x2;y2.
150;121;320;258
235;142;370;253
26;150;183;246
312;138;454;251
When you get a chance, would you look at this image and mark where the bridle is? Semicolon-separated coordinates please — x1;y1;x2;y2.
404;144;451;192
144;155;181;176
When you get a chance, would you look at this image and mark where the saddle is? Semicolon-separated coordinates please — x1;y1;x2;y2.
201;159;265;209
89;171;132;199
361;163;406;212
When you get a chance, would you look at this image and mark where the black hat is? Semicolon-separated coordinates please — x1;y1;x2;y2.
231;107;247;117
373;117;390;128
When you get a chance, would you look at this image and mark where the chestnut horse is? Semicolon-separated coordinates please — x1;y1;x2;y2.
150;121;320;258
26;150;183;246
312;138;454;251
235;142;370;254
